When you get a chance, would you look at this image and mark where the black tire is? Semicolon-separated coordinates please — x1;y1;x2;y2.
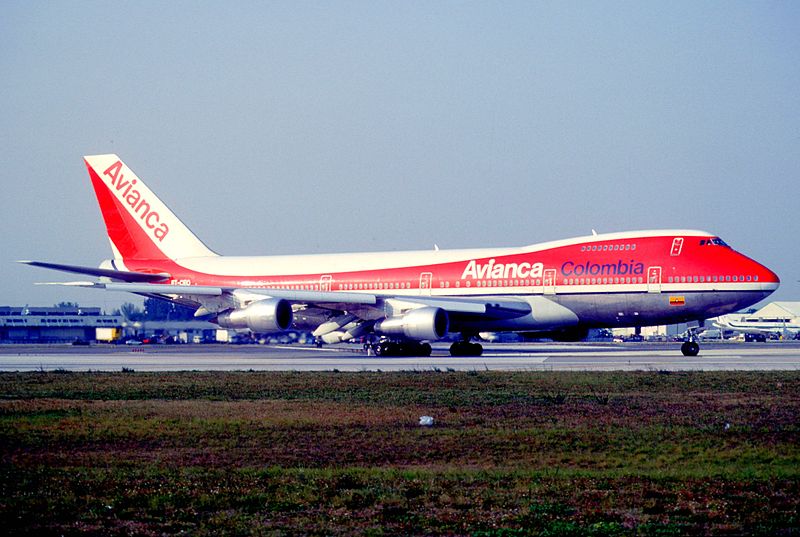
681;341;700;356
450;341;482;357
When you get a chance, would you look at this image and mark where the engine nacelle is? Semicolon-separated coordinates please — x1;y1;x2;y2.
374;307;449;341
216;298;293;333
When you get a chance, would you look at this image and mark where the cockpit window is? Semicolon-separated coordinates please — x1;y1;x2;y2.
700;237;729;247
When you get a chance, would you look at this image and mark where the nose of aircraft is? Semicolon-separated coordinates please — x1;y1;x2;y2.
751;256;780;294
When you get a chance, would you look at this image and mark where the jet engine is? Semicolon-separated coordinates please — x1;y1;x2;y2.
216;298;293;333
374;307;449;341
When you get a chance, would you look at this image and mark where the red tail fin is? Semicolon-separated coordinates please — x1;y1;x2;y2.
84;155;217;261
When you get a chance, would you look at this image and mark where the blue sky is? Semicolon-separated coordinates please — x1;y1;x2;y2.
1;1;798;312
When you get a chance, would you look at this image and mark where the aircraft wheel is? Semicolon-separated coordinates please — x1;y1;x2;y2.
385;342;401;357
681;341;700;356
419;342;432;357
450;341;483;357
449;341;464;357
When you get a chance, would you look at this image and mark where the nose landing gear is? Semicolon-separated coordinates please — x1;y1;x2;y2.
681;328;701;356
681;341;700;356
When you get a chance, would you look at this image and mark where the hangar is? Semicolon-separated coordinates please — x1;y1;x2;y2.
746;301;800;323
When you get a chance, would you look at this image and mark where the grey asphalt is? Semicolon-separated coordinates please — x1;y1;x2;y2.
1;342;799;372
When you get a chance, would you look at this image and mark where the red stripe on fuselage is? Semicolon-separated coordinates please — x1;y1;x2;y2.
117;234;779;293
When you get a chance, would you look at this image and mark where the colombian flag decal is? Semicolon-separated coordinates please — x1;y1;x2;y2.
669;296;686;306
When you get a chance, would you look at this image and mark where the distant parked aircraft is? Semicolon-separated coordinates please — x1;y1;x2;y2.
713;314;800;339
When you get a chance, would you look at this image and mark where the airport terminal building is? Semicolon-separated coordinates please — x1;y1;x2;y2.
0;306;123;343
0;306;222;344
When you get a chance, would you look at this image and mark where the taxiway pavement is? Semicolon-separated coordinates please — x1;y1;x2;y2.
1;342;799;372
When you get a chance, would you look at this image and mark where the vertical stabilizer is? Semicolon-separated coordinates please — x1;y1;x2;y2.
84;154;217;261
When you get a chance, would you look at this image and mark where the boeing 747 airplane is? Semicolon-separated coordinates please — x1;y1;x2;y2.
23;155;780;357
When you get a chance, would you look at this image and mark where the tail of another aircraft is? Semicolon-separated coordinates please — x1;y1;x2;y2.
84;154;217;261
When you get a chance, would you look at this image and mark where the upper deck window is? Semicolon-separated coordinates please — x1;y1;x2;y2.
700;237;730;247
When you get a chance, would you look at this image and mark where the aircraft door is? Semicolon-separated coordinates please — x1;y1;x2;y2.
419;272;433;296
647;266;662;293
320;275;332;292
543;269;557;295
670;238;684;256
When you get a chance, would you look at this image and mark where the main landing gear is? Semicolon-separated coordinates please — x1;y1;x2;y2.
368;340;432;357
449;334;483;357
364;337;484;357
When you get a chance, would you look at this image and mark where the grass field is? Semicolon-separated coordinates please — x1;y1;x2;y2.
1;370;798;536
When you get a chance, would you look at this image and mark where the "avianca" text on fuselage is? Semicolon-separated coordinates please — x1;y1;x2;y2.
460;259;544;280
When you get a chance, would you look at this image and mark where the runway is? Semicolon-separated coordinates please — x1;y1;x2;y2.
1;342;799;372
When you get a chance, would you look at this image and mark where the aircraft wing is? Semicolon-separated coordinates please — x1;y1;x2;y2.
93;282;380;306
34;280;531;319
26;260;535;341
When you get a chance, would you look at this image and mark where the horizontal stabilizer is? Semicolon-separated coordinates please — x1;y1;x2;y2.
19;260;170;283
